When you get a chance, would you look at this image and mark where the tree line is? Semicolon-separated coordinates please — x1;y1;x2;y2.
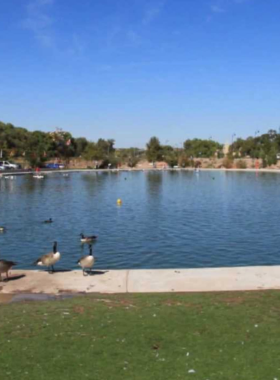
0;121;144;168
230;129;280;167
146;137;223;168
1;121;280;168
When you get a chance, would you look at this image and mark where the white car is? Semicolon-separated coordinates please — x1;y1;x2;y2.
0;161;19;169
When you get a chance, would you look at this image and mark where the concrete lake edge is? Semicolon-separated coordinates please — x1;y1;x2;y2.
1;266;280;295
3;167;280;176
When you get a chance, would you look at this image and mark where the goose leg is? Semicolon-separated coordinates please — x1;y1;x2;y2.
6;271;9;280
0;273;2;282
52;265;55;273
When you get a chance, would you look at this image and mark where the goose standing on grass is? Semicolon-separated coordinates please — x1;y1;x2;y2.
77;244;95;276
0;259;16;281
80;233;97;243
34;241;61;273
0;226;6;232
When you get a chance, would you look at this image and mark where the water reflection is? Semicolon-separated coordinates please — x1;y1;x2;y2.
20;175;48;194
146;172;163;198
0;177;17;193
81;172;107;197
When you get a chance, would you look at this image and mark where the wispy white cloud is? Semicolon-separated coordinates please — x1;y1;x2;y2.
211;5;225;13
233;0;251;3
142;1;165;25
21;0;86;57
66;34;86;57
209;0;252;19
127;30;142;46
22;0;55;48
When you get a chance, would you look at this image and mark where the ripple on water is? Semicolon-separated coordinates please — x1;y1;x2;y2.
1;171;280;270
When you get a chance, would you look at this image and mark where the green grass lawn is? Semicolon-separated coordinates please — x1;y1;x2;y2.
0;291;280;380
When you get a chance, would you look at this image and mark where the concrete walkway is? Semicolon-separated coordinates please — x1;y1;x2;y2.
1;266;280;295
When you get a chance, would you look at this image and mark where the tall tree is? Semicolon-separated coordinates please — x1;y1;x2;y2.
146;137;162;162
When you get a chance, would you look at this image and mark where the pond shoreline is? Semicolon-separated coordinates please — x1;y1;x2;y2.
2;167;280;177
1;266;280;296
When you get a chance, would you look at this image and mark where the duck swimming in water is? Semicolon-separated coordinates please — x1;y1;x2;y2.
80;233;98;243
43;218;53;224
77;244;95;276
34;241;61;273
0;226;6;232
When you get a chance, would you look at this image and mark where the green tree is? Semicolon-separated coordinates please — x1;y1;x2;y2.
183;139;222;158
146;137;162;162
74;137;88;157
164;151;178;168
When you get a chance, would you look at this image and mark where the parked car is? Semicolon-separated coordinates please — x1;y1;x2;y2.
45;163;65;169
0;161;19;169
45;163;59;169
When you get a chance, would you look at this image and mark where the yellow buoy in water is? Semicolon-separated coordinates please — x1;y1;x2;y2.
117;199;122;205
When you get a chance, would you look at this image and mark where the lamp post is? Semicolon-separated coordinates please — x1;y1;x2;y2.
231;134;236;157
253;130;260;164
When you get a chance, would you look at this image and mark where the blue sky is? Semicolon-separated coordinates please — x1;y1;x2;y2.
0;0;280;147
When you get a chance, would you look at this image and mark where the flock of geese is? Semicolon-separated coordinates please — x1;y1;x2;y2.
0;222;98;281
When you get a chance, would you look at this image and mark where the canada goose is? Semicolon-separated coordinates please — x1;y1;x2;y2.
43;218;53;224
34;241;61;273
0;226;6;232
80;233;97;243
0;259;16;281
77;245;95;275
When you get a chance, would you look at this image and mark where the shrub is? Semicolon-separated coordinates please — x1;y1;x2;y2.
222;157;233;169
127;157;139;168
178;155;190;168
235;160;247;169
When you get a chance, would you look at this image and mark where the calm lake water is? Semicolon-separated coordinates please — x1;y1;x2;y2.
0;170;280;270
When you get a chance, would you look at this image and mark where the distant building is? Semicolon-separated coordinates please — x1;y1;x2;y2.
223;144;230;155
